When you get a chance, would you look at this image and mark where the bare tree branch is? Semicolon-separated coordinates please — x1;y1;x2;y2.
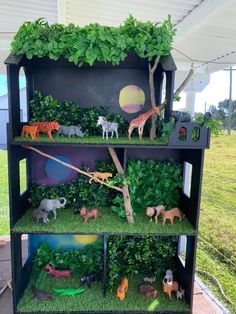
160;67;194;111
149;56;160;140
108;147;134;224
23;145;123;193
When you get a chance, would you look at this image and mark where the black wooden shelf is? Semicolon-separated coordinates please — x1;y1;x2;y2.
6;51;209;314
10;140;209;150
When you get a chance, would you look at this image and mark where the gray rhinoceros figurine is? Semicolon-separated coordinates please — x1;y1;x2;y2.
57;125;84;138
38;197;67;219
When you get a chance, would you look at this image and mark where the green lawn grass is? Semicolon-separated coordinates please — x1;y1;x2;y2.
0;150;10;235
17;273;189;313
197;131;236;312
13;206;195;235
14;135;168;146
0;150;26;235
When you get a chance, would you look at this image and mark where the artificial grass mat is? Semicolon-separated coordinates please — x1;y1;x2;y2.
17;273;189;313
14;135;168;146
12;207;196;235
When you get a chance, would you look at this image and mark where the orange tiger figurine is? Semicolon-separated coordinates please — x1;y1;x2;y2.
117;277;128;301
32;122;60;140
21;125;38;140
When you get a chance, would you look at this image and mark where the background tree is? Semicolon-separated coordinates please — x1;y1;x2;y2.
209;100;236;132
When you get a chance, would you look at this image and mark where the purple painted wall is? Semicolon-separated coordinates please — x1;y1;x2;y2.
29;146;109;185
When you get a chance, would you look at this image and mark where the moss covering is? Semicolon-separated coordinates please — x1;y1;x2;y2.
17;274;189;313
12;207;195;235
14;135;168;146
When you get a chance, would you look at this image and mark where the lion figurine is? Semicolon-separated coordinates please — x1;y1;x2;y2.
80;207;99;223
161;207;184;225
146;205;165;224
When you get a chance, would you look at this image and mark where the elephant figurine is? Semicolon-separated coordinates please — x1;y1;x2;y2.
38;197;67;219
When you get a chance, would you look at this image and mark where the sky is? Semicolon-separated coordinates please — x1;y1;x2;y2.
0;74;26;96
176;69;236;113
1;70;236;113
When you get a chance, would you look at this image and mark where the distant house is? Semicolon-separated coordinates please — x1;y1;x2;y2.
0;87;27;145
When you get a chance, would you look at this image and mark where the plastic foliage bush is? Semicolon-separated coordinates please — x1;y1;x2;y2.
111;159;182;218
33;241;103;276
29;91;128;136
108;236;177;290
11;16;175;66
194;112;222;137
29;160;118;209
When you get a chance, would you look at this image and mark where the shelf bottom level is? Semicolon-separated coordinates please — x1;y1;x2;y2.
17;276;190;313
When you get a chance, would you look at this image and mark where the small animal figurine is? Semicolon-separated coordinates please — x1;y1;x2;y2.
89;171;113;183
138;283;158;298
117;277;128;301
57;125;84;138
32;208;49;224
32;121;60;140
177;288;185;300
163;269;173;283
21;125;38;140
171;110;192;123
45;264;71;278
53;287;86;296
143;276;156;284
161;207;184;225
146;205;165;224
128;107;160;140
163;280;179;300
97;116;118;140
38;197;67;220
31;285;53;300
80;273;97;288
80;207;99;223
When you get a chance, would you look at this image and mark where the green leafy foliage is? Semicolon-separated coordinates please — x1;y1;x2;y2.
11;16;175;66
33;241;103;276
29;158;181;219
108;236;177;290
76;162;118;207
194;113;222;136
161;117;175;137
30;91;82;125
29;160;118;209
111;159;182;218
29;91;128;136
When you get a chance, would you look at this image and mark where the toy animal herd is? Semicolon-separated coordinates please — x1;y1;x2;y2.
116;269;185;302
20;107;163;141
32;196;184;227
32;263;185;302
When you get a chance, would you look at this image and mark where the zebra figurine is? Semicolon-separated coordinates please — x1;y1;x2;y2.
97;116;118;140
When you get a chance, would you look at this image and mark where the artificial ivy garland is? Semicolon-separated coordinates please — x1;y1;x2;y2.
11;15;175;66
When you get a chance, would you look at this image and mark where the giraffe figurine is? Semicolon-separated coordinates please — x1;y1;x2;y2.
128;107;160;140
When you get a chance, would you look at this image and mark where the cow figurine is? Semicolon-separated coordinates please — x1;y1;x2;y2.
163;280;179;300
80;273;97;288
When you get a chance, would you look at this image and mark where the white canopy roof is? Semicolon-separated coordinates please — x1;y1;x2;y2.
0;0;236;75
